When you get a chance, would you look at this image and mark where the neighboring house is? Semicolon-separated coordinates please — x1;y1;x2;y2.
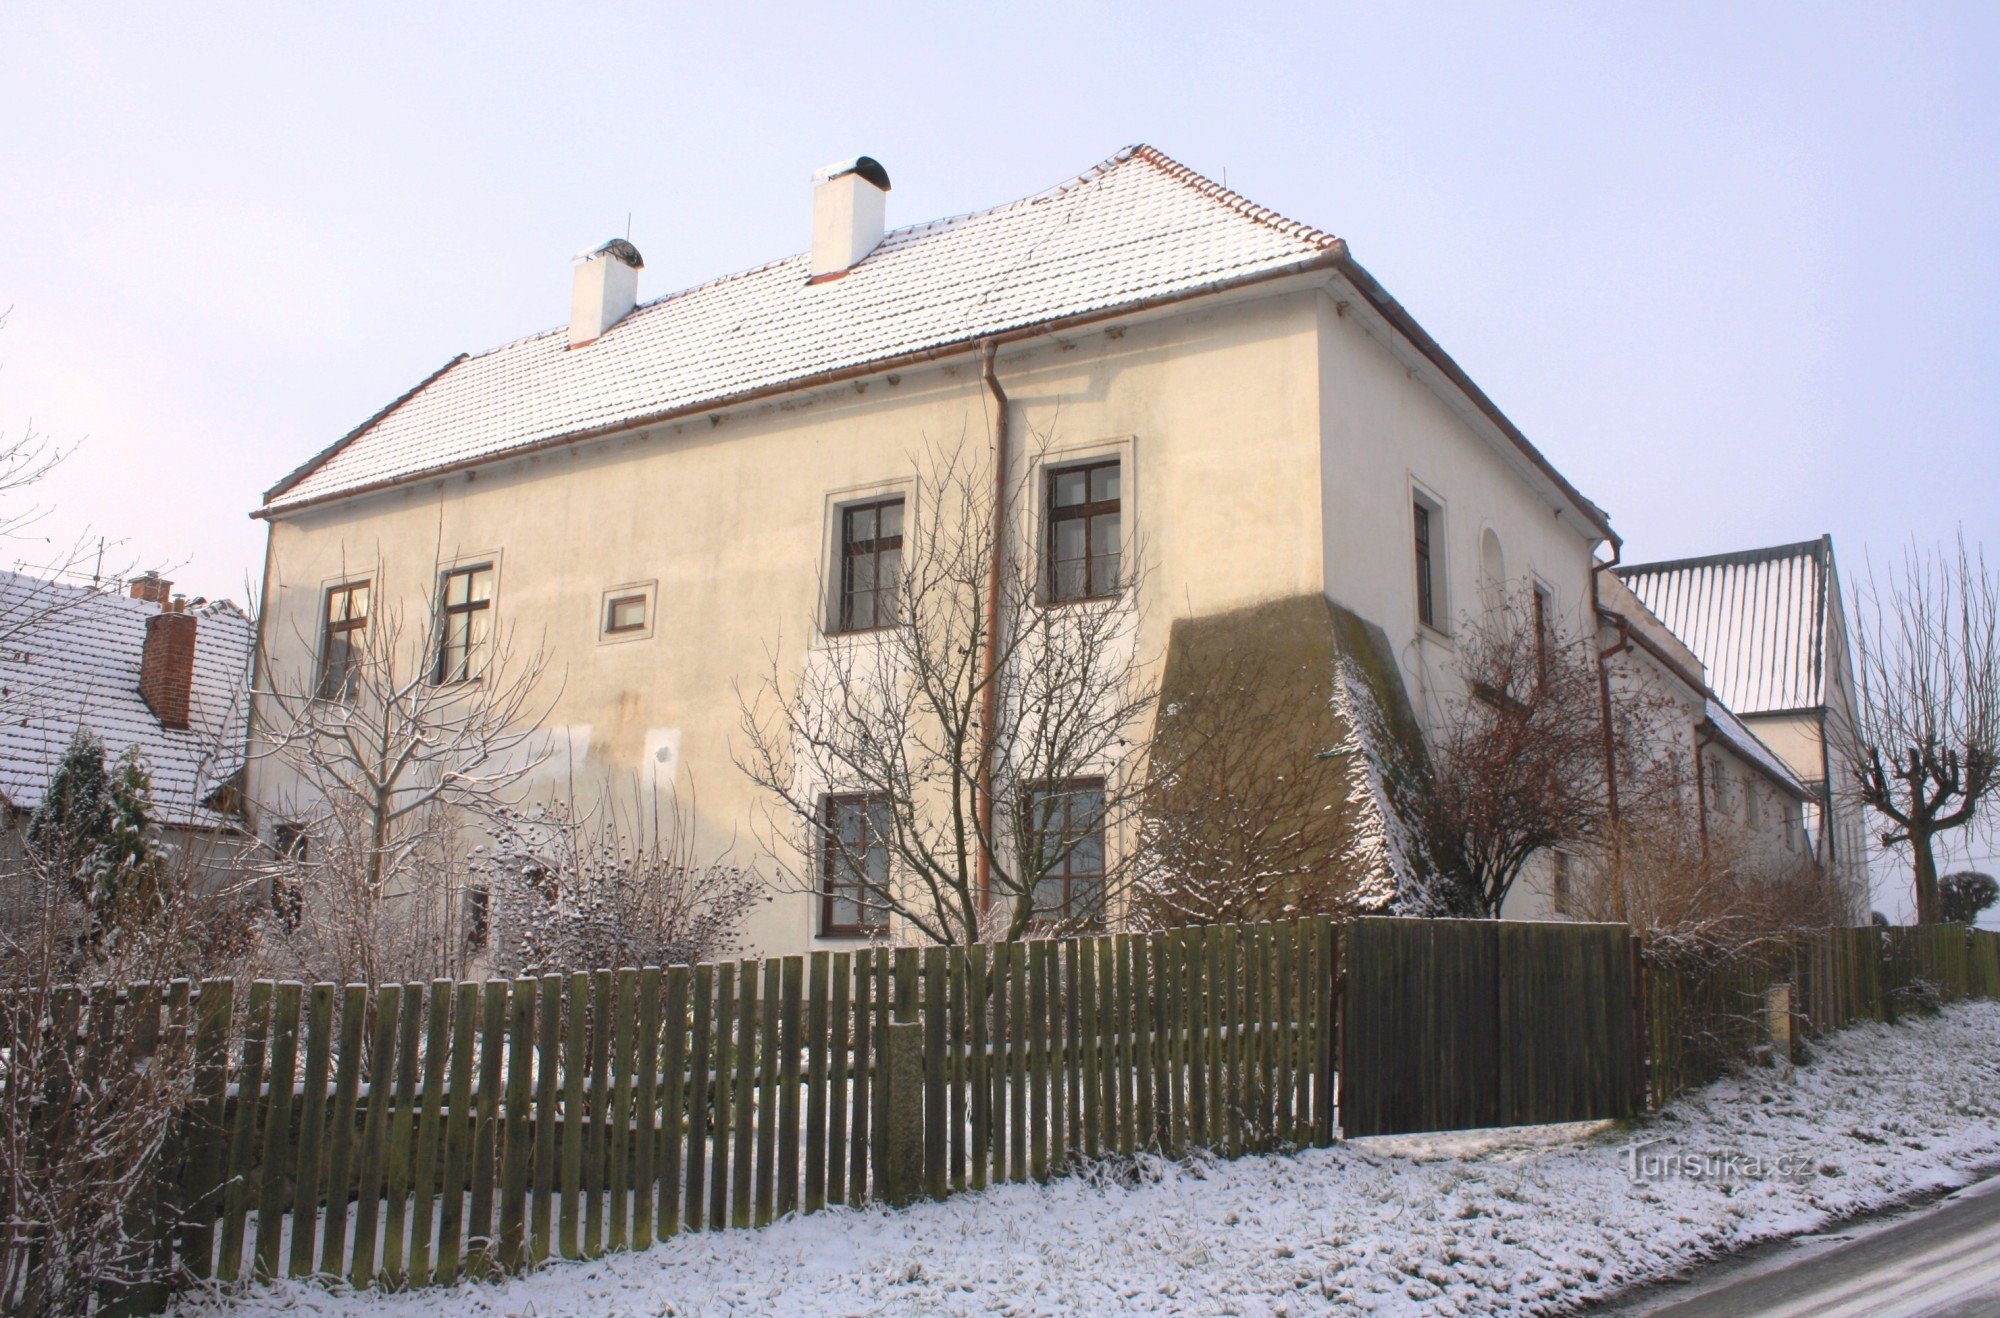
1504;573;1816;921
0;569;254;882
1619;538;1870;919
245;144;1801;956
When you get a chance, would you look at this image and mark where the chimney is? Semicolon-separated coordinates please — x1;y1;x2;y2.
569;239;644;348
129;571;172;604
139;600;197;731
810;156;891;280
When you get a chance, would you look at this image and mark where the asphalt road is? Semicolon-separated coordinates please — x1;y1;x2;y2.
1611;1174;2000;1316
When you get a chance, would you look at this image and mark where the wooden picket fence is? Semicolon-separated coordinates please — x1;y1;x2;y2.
42;918;1333;1296
1644;923;2000;1107
13;915;1997;1306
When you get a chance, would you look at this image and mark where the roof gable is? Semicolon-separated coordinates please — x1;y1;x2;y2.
262;145;1343;513
1618;538;1832;714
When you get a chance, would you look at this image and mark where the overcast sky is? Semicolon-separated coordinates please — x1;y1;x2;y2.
5;3;1998;897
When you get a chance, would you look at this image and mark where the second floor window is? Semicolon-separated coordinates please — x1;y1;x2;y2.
822;793;892;937
1047;460;1121;603
318;580;370;700
437;564;494;683
839;499;903;633
1414;500;1437;629
1022;779;1106;927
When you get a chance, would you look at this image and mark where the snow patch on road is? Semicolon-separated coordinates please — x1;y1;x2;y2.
185;1001;2000;1315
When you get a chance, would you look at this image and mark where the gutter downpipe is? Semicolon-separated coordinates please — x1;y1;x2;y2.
977;340;1010;914
1591;538;1626;864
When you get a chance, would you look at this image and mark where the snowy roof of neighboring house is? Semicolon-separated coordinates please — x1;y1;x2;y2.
1703;698;1810;799
1617;537;1833;715
258;145;1612;538
0;570;253;828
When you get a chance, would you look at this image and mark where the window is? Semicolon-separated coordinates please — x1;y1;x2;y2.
838;498;903;632
271;823;308;931
436;564;494;683
1046;460;1121;603
1532;583;1556;678
1744;780;1762;829
318;581;370;700
1022;780;1106;927
821;794;892;937
1708;759;1728;815
466;885;491;952
1413;498;1438;630
605;593;648;635
1783;805;1799;851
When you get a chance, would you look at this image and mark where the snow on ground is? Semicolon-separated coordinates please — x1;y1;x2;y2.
186;1001;2000;1316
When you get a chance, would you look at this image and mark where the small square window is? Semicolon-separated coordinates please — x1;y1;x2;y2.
606;594;648;634
598;582;658;644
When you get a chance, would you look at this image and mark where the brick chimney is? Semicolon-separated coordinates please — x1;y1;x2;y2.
139;600;197;731
129;571;172;604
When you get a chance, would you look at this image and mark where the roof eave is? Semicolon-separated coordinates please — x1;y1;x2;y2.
1330;254;1617;548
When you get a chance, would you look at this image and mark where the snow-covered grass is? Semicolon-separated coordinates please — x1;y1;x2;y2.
184;1001;2000;1316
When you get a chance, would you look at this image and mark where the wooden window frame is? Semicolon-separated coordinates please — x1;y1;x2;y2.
1021;777;1107;929
317;579;370;700
1413;497;1438;631
836;497;904;634
435;563;494;684
466;884;491;952
271;823;308;932
1532;583;1554;676
820;792;892;938
604;592;649;635
1045;459;1122;605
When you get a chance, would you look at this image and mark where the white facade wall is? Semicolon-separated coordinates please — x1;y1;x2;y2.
254;285;1337;959
1314;288;1602;732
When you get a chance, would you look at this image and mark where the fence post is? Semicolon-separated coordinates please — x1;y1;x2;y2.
875;948;925;1207
1628;932;1650;1114
1761;982;1794;1069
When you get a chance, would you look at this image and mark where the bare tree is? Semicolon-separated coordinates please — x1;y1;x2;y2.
0;825;256;1311
473;777;764;973
1850;533;2000;925
251;575;556;983
738;435;1154;946
1401;590;1670;917
1568;781;1845;947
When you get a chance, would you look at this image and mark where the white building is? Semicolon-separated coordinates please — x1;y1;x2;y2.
246;145;1823;956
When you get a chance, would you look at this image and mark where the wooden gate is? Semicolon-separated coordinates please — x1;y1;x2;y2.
1339;917;1638;1137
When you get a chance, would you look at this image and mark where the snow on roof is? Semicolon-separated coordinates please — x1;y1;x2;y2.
260;145;1344;513
0;570;252;828
1618;538;1832;715
1703;698;1809;799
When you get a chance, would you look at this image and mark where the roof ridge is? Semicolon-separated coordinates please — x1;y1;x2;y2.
1617;537;1830;578
322;148;1165;390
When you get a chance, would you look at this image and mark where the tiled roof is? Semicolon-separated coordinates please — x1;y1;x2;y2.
1618;538;1832;714
0;571;253;828
260;145;1344;512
